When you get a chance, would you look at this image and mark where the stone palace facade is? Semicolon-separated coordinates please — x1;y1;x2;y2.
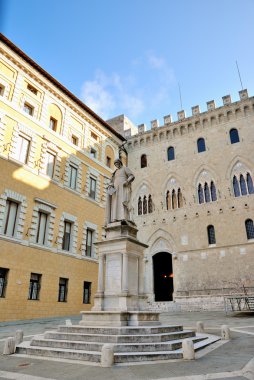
120;91;254;310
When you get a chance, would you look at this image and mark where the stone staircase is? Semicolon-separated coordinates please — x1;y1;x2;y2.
16;324;220;364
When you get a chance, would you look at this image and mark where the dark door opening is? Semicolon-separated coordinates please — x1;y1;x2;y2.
153;252;173;301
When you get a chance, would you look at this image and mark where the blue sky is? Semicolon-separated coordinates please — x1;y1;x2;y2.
2;0;254;127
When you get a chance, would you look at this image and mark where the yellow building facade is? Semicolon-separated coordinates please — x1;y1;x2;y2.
0;34;125;322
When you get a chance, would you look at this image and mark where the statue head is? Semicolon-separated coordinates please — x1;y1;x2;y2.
114;158;123;169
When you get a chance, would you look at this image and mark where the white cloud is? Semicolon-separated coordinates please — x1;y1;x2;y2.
80;53;175;123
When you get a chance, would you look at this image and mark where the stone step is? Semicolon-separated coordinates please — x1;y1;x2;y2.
30;336;205;353
45;330;195;344
16;342;101;362
58;324;183;335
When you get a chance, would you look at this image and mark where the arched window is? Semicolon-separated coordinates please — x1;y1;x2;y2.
197;138;206;153
141;154;147;168
177;188;183;208
143;196;147;214
166;191;171;210
233;176;240;197
148;195;153;213
240;174;247;195
198;184;204;204
167;147;175;161
211;181;217;201
138;197;142;215
207;225;216;245
247;173;254;194
245;219;254;240
172;189;177;209
230;128;240;144
204;182;211;203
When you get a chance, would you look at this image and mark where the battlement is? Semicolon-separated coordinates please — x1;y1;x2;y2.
126;89;254;146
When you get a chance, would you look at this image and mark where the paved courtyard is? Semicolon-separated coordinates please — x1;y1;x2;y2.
0;311;254;380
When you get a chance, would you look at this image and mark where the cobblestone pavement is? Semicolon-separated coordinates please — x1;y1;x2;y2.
0;311;253;380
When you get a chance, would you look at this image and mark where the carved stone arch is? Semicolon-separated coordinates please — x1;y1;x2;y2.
218;113;225;123
188;123;194;133
159;131;164;141
195;120;201;130
133;140;139;148
202;118;209;128
226;156;254;180
147;228;176;256
132;179;153;200
235;107;242;118
140;138;145;146
173;128;179;137
244;105;251;116
194;164;218;187
180;125;187;135
210;116;217;126
227;110;234;121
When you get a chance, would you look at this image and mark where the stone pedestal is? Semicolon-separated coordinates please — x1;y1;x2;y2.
80;221;160;326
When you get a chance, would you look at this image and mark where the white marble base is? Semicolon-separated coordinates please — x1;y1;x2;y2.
79;310;160;326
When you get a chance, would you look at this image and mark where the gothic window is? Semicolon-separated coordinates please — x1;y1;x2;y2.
204;182;211;203
166;191;170;210
138;197;142;215
247;173;254;194
148;195;153;213
141;154;147;168
198;183;204;204
177;188;183;208
211;181;217;201
233;176;240;197
245;219;254;240
240;174;247;195
172;189;177;209
230;128;240;144
197;138;206;153
207;225;216;245
167;147;175;161
143;196;147;214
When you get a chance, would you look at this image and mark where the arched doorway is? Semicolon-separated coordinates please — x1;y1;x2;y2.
153;252;173;301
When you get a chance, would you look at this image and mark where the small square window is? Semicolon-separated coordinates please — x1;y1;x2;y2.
91;131;98;141
106;156;111;168
71;135;78;146
23;102;34;116
49;117;57;131
0;85;5;96
83;281;91;304
0;268;9;298
90;148;97;159
27;84;38;95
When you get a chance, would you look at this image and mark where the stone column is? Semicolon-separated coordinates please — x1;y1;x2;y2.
97;254;104;294
122;253;128;293
138;257;144;295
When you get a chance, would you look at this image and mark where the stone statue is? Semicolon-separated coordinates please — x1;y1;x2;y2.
105;158;135;225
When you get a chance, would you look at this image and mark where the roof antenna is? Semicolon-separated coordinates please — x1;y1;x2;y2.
236;60;243;90
178;82;183;109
